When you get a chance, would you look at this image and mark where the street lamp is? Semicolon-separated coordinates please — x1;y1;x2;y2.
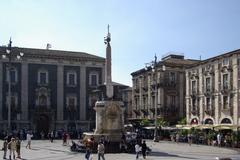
2;38;24;132
145;55;165;142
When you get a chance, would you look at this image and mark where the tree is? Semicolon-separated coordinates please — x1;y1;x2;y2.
177;117;186;125
140;118;151;126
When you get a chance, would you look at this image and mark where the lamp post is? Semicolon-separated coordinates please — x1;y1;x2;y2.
145;55;165;142
2;38;24;132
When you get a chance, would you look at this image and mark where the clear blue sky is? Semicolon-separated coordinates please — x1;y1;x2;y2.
1;0;240;86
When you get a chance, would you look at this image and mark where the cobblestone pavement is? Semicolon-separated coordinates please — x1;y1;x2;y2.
0;140;239;160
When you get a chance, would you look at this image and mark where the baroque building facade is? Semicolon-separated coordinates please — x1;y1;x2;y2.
131;54;197;125
186;49;240;126
0;47;105;133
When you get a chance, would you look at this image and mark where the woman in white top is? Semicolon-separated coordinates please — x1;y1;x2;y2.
135;143;141;159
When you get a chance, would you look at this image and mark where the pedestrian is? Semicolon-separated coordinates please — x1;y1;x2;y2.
26;132;33;149
135;143;141;160
97;142;105;160
141;140;147;159
8;137;16;160
2;137;8;159
63;132;67;145
50;131;54;142
176;133;180;144
85;147;91;160
187;133;192;146
16;137;21;158
217;133;221;147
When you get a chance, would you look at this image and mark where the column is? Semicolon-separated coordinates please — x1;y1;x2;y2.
179;72;184;117
232;57;238;125
80;66;86;121
198;68;204;123
21;63;28;120
214;63;220;124
0;63;2;120
57;65;64;121
185;71;190;124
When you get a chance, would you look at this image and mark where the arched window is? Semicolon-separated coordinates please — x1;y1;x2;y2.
221;118;231;124
39;95;47;106
204;118;213;125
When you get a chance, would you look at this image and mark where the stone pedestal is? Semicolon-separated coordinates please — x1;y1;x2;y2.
94;100;124;142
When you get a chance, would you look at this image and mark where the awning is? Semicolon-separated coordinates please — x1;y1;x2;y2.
195;124;214;130
176;125;193;130
214;124;239;131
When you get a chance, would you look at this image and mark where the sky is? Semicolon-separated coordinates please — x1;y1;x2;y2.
1;0;240;86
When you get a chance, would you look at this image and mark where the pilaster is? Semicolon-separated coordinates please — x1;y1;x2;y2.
185;71;190;124
80;66;86;121
57;65;64;121
198;67;203;122
232;56;238;125
214;62;220;124
21;63;28;120
0;63;2;120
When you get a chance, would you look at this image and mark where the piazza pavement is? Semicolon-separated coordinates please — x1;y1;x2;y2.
0;139;239;160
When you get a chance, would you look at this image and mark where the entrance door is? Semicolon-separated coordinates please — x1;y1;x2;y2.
36;115;49;135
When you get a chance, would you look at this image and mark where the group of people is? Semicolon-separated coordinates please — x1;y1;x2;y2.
135;140;148;159
2;132;33;160
83;136;105;160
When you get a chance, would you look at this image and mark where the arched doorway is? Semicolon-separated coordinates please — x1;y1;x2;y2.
204;118;213;125
190;118;198;125
36;115;49;135
221;118;231;124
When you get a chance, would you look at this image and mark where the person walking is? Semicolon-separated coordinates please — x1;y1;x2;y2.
26;132;33;149
2;137;8;159
176;133;180;144
187;133;192;146
217;133;222;147
16;137;21;158
97;142;105;160
135;143;141;160
141;140;147;159
85;147;91;160
8;138;17;160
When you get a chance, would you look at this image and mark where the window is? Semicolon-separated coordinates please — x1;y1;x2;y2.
223;58;229;66
7;94;18;109
67;71;77;86
170;95;175;106
223;74;228;90
38;70;48;85
6;68;18;83
169;72;176;83
192;98;196;111
89;72;99;86
66;96;77;111
223;96;228;109
39;95;47;106
206;97;210;110
192;81;196;94
206;77;211;92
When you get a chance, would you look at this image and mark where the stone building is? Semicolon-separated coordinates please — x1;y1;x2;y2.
186;49;240;126
131;54;197;125
0;46;105;133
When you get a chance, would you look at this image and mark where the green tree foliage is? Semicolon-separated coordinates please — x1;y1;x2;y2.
177;117;186;125
140;118;150;126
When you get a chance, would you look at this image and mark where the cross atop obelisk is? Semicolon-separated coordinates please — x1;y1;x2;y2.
104;25;113;98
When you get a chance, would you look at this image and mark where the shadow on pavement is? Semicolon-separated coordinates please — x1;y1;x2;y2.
149;151;198;159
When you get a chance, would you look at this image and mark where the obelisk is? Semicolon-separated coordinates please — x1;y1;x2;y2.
105;24;113;98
